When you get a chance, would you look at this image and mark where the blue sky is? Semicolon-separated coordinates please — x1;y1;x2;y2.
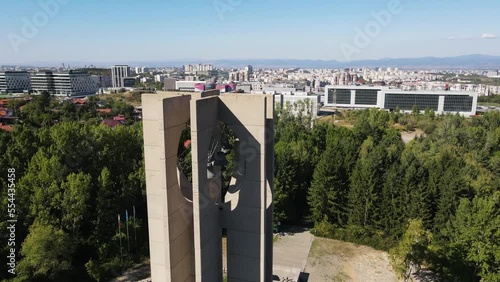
0;0;499;65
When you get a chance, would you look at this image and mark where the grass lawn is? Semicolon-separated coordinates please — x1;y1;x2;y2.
479;102;500;107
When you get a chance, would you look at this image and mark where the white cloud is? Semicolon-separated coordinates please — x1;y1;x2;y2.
482;34;497;39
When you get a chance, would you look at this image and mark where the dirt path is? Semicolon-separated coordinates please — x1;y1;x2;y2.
305;238;400;282
109;260;151;282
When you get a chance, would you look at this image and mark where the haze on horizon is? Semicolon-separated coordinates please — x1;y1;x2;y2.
0;0;499;65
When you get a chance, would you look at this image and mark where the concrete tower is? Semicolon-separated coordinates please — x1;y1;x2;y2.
142;90;274;282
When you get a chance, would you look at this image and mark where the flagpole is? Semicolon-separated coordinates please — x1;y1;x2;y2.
133;206;137;249
126;209;130;256
118;214;123;265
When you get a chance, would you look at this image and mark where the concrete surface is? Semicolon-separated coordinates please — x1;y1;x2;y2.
273;228;314;282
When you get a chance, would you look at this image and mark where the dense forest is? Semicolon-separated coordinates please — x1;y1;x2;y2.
0;93;146;281
274;103;500;281
0;93;499;281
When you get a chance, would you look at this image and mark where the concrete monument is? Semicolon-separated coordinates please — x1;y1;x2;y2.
142;90;274;282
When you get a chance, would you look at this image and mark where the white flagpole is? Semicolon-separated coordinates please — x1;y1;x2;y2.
126;209;130;255
118;214;123;264
133;206;137;249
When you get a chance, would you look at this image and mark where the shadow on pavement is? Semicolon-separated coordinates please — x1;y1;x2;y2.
298;272;310;282
276;225;310;236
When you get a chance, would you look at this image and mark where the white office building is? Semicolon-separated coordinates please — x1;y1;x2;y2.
31;71;98;97
0;71;31;93
112;65;131;88
325;85;478;117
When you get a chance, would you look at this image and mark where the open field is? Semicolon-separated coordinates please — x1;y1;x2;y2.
318;115;354;128
401;129;425;143
305;237;399;282
97;91;147;107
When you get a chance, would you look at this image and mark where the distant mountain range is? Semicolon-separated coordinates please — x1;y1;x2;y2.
11;54;500;69
202;54;500;69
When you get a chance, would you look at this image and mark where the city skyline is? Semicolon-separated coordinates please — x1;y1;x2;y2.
0;0;499;65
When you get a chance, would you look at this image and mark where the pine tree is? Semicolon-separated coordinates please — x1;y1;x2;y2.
381;163;406;236
400;151;432;227
308;146;347;226
308;129;357;227
348;137;382;228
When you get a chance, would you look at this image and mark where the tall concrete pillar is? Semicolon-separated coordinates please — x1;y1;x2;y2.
143;91;274;282
142;93;195;282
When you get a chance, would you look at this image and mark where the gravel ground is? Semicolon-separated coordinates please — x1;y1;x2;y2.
305;238;400;282
401;129;425;144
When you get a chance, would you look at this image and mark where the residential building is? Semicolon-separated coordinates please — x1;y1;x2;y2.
134;67;149;74
112;65;131;88
154;74;164;83
183;64;214;74
229;67;253;82
0;71;31;93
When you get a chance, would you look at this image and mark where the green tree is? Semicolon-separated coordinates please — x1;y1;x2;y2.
381;163;406;236
17;221;75;281
400;150;431;226
61;172;92;235
447;194;500;281
348;137;383;228
390;219;433;281
308;128;358;227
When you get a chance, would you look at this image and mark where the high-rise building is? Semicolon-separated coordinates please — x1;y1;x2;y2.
31;71;98;96
0;71;31;93
112;65;131;88
154;74;164;83
245;65;253;81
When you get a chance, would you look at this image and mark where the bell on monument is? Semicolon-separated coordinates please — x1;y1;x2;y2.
214;152;229;167
207;162;216;179
220;139;232;154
